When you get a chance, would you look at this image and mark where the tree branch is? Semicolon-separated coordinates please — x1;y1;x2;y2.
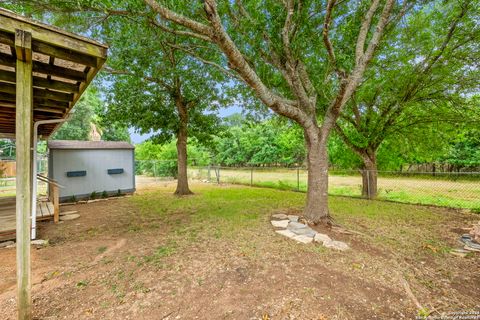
323;0;343;77
355;0;381;66
148;18;213;43
201;0;311;126
103;67;173;92
164;43;242;81
143;0;214;39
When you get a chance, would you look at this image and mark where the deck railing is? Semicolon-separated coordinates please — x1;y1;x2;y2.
37;174;63;223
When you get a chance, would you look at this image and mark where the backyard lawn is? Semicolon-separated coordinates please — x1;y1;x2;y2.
0;182;478;319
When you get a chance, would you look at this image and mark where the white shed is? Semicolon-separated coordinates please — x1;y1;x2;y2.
47;140;135;202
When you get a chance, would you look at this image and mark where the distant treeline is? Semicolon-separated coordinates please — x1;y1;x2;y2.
135;114;480;173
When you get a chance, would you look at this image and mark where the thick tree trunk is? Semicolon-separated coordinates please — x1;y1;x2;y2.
174;99;193;195
360;152;378;199
304;126;331;224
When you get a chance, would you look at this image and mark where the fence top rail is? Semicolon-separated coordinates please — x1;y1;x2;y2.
194;166;480;174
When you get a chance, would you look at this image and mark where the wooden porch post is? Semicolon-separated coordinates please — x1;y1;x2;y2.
15;29;33;320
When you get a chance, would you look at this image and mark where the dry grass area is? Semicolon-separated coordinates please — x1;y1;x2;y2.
0;181;479;319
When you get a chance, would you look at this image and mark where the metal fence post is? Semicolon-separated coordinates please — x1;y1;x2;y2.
153;160;157;181
250;167;253;186
367;170;370;199
297;167;300;191
207;165;211;181
217;167;220;184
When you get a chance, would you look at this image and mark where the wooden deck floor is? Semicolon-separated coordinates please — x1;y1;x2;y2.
0;197;54;240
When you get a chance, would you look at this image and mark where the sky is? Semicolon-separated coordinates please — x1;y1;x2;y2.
129;105;242;144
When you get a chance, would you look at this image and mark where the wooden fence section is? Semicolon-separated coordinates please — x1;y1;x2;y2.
0;160;15;177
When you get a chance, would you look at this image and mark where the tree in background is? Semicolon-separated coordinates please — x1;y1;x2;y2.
53;87;130;142
441;128;480;170
335;0;480;198
135;140;210;177
213;115;305;167
0;139;15;159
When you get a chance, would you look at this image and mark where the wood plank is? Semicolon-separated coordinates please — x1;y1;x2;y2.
0;52;87;81
0;10;107;59
36;202;42;218
0;70;80;93
0;85;73;102
0;95;70;110
52;186;59;223
49;56;106;137
0;29;14;46
15;29;33;320
32;41;99;67
47;202;54;216
0;51;15;67
32;60;87;82
0;198;54;238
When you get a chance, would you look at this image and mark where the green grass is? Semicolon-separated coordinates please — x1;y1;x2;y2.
129;184;464;258
189;168;480;210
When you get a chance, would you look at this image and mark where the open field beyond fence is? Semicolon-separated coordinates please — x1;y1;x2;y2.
188;167;480;210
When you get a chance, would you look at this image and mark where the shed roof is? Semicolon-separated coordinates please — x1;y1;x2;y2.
48;140;134;150
0;8;108;138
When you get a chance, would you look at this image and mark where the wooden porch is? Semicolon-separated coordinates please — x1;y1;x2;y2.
0;197;54;241
0;174;60;241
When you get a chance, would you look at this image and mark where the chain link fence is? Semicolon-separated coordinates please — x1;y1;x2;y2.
185;166;480;211
5;158;476;211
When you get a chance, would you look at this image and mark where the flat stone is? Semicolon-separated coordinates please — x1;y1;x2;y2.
293;235;314;244
31;239;48;246
60;213;80;221
272;213;288;220
271;220;289;228
275;229;297;239
323;240;350;251
464;245;480;252
6;243;15;248
287;221;308;230
0;241;14;248
60;210;78;216
291;227;316;237
450;251;468;258
452;248;469;253
287;215;299;222
314;233;332;244
87;199;104;203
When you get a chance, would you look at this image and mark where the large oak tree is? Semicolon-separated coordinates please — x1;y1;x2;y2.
140;0;403;223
